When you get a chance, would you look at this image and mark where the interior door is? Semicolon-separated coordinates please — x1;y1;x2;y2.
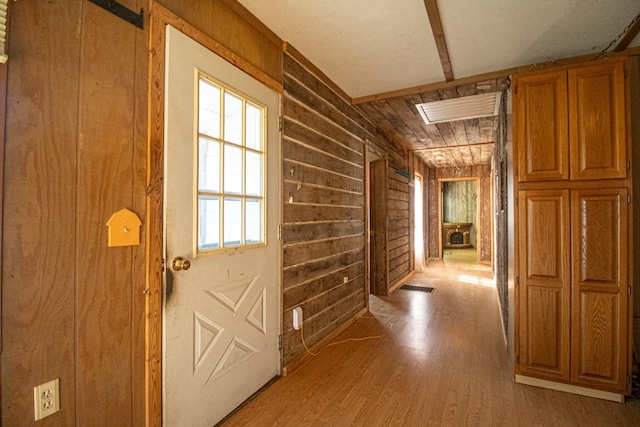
164;26;281;426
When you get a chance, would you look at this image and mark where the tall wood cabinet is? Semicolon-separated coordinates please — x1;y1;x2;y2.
514;58;633;396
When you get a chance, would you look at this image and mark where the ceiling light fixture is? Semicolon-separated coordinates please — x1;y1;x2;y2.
415;91;502;124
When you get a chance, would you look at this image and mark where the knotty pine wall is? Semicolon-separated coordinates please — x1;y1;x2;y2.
1;1;148;425
426;165;493;263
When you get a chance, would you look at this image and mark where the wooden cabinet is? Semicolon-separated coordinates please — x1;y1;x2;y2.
518;189;571;381
516;71;569;182
570;188;629;390
514;58;632;397
569;62;627;180
518;188;630;392
516;59;628;183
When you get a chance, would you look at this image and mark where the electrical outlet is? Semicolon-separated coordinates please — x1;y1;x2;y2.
293;306;303;330
34;378;60;421
343;276;349;284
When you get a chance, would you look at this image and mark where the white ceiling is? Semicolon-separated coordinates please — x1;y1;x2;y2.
238;0;640;99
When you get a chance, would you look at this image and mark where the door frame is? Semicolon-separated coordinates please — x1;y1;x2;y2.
145;5;284;426
438;177;481;263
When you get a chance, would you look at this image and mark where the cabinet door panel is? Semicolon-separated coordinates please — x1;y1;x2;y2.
515;71;569;182
517;190;570;380
569;60;627;180
571;188;628;391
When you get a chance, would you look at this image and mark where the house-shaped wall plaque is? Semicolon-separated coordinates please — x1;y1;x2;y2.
106;208;142;247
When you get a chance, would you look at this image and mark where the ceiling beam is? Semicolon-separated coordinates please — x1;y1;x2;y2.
613;14;640;52
423;0;454;82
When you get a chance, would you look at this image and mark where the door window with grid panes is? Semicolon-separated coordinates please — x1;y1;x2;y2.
197;73;265;252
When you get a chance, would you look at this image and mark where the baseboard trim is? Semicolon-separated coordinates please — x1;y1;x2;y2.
515;375;624;403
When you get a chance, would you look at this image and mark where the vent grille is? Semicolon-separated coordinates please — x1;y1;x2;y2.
415;92;502;124
0;0;7;63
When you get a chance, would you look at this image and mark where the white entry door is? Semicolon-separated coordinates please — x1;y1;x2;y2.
163;26;281;427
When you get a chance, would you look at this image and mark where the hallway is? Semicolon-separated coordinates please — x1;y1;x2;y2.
222;260;640;426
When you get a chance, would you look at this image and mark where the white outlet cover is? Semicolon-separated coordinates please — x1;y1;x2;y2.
34;378;60;421
293;306;303;330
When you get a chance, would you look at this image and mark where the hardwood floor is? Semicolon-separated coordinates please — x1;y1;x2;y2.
222;260;640;426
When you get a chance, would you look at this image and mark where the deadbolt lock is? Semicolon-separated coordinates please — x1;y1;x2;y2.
171;257;191;271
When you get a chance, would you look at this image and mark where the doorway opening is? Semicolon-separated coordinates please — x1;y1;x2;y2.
414;174;425;272
439;178;480;263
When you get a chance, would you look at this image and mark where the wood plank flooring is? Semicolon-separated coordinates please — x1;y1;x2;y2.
222;260;640;426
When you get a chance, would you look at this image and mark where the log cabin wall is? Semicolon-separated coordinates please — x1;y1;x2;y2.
1;1;148;425
426;165;493;263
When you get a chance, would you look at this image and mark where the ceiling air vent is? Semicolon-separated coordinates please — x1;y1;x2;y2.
0;0;7;63
415;91;502;125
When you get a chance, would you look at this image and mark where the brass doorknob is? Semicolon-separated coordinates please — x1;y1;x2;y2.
171;257;191;271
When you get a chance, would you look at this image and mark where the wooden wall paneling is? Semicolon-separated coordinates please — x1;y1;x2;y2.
146;11;166;427
494;92;509;339
283;42;352;104
480;173;493;263
155;0;283;86
131;2;149;426
75;2;143;423
282;290;366;361
0;32;6;355
282;51;354;119
427;168;440;258
1;2;82;424
282;51;367;366
387;159;410;287
355;102;408;149
150;2;282;94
